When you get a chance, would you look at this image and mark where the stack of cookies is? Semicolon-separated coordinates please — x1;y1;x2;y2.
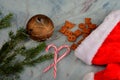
59;18;97;50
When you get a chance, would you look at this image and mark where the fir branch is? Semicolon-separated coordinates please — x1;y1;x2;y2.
0;11;1;15
0;13;13;29
0;74;20;80
23;53;54;66
2;46;26;66
22;42;46;61
0;46;25;75
0;62;24;75
0;28;54;76
14;28;28;40
0;10;54;80
9;28;28;41
0;40;17;62
0;45;53;75
0;18;54;79
0;29;28;62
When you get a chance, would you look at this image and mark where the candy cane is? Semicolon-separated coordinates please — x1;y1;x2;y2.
43;44;70;79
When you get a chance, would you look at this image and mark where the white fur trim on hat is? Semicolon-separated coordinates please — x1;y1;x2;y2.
75;10;120;65
83;72;94;80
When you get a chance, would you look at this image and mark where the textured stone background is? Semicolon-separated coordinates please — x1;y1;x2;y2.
0;0;120;80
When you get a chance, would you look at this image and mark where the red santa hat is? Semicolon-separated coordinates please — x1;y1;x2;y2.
75;10;120;65
83;63;120;80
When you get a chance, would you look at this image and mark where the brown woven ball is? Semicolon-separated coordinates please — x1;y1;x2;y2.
26;14;54;41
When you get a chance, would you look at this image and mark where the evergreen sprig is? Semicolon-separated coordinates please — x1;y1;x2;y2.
0;29;54;76
0;11;1;15
0;28;28;63
0;13;13;29
0;12;54;79
22;42;46;60
24;53;53;66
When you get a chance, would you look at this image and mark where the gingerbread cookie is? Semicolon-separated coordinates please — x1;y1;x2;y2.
64;30;73;36
88;24;97;29
59;26;68;34
78;23;86;29
67;35;77;42
77;37;85;45
59;18;97;50
81;28;91;34
73;29;82;37
85;18;91;24
82;33;89;38
65;21;75;29
70;43;78;50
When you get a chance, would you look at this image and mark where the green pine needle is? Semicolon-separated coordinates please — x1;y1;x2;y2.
0;11;54;80
0;13;13;29
0;28;54;75
0;11;1;15
0;29;54;77
0;63;24;75
22;42;46;61
9;28;28;41
0;28;28;62
0;40;17;62
23;53;54;66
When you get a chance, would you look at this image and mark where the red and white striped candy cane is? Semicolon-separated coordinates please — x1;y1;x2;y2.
43;44;70;79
